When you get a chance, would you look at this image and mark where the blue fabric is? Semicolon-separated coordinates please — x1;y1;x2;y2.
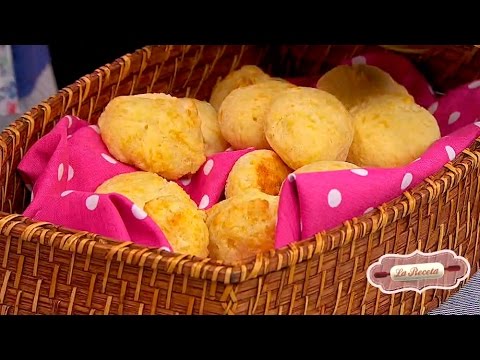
429;271;480;315
11;45;52;98
0;45;57;128
0;45;19;117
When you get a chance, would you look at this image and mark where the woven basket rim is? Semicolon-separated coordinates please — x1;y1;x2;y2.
0;45;479;285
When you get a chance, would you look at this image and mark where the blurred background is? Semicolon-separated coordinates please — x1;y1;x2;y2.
0;44;144;129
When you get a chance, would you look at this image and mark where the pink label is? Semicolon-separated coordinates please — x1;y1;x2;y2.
366;250;471;294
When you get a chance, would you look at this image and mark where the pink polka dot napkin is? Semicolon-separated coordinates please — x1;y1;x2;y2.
275;51;480;248
18;116;250;250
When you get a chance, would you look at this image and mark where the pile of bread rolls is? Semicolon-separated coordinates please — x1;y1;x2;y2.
96;63;441;263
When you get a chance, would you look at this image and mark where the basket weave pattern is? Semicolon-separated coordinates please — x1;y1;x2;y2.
0;45;479;315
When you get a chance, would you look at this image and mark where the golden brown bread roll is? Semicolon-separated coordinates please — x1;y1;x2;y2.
98;94;205;180
96;171;209;257
206;190;278;264
136;94;229;156
191;99;229;156
209;65;271;111
347;95;441;167
225;150;291;198
144;182;209;258
264;87;355;170
218;80;295;150
96;171;168;208
316;64;413;109
295;161;359;174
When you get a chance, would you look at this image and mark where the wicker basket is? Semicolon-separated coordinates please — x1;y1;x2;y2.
0;45;479;315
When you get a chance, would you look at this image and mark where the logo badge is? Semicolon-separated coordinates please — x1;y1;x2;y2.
366;250;471;294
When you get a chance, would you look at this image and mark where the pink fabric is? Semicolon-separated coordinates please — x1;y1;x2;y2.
176;147;253;210
17;50;480;253
275;52;480;248
18;116;250;250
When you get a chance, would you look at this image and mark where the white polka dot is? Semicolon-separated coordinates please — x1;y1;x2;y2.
401;173;413;191
352;56;367;65
67;135;73;139
61;190;74;197
57;163;64;181
364;207;374;214
67;115;73;128
445;146;456;161
131;204;148;220
428;101;438;114
474;121;480;128
203;159;214;176
180;177;192;186
85;195;99;210
448;111;461;125
428;85;435;95
288;173;296;182
159;246;171;252
468;80;480;89
67;166;74;181
198;195;210;210
101;153;117;164
351;168;368;176
89;125;100;134
327;189;342;208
